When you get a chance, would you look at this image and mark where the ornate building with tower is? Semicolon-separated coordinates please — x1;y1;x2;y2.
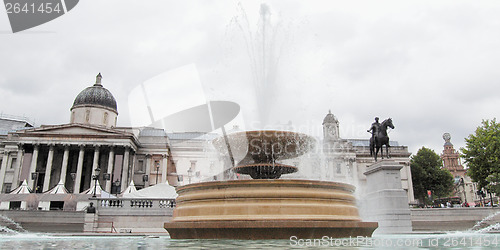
440;133;478;205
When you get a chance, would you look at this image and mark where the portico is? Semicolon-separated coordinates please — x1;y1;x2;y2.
7;124;139;194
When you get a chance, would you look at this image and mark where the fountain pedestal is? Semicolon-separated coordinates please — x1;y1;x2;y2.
164;179;377;239
362;160;412;234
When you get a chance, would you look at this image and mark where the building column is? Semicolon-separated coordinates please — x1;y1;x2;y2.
0;151;10;192
129;153;136;180
144;154;152;188
120;147;130;191
11;144;24;189
105;146;115;193
74;145;85;193
42;144;55;192
59;145;70;185
161;154;168;183
27;144;39;190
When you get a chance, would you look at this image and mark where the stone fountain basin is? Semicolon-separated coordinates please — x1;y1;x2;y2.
165;179;378;239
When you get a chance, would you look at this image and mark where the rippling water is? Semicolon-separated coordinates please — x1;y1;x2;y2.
1;233;500;249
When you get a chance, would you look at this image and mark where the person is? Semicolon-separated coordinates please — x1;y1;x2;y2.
367;117;381;140
87;202;96;214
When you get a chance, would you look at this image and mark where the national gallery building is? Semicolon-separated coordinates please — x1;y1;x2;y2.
0;74;415;205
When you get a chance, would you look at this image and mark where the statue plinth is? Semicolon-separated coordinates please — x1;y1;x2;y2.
362;160;412;234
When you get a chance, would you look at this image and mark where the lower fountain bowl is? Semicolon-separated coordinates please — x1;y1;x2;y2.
164;179;378;239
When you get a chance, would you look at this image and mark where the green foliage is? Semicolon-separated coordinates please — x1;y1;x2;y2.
461;119;500;189
486;173;500;195
411;147;454;204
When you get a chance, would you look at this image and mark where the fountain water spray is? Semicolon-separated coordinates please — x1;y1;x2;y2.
0;214;26;233
231;3;287;128
469;210;500;232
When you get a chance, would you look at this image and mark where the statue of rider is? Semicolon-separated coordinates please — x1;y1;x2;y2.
367;117;381;142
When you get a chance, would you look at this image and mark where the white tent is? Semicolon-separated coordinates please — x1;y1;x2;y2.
122;182;177;199
46;180;68;194
81;180;115;198
121;180;137;196
9;180;31;194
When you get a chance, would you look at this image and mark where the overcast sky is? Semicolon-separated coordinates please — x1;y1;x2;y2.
1;0;500;157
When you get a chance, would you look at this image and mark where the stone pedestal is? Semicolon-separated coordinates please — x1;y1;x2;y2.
362;160;412;234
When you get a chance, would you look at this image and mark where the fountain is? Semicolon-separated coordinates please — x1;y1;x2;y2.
164;130;378;239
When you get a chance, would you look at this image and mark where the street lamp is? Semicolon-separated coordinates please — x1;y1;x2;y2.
187;168;193;184
155;162;160;185
92;167;101;198
459;178;467;204
31;172;39;193
70;173;76;193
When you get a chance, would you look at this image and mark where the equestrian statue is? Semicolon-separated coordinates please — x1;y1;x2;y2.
367;117;394;161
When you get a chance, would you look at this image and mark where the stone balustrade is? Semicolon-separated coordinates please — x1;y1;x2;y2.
96;198;176;211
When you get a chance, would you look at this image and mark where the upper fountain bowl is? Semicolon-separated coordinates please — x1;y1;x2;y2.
213;130;316;179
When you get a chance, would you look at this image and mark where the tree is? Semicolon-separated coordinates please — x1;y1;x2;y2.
411;147;454;204
461;119;500;189
486;173;500;196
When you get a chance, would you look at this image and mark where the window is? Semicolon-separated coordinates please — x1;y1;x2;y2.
50;201;64;210
85;109;91;122
137;160;144;173
103;112;108;125
10;158;16;169
9;201;21;210
190;161;197;172
336;163;341;174
3;183;12;193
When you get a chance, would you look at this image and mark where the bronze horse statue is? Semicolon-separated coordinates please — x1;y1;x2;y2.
369;118;394;161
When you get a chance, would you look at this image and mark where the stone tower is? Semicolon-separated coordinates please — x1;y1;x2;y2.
441;133;465;177
323;110;339;141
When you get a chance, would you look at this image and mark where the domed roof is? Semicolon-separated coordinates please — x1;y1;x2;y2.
322;110;338;125
71;73;117;113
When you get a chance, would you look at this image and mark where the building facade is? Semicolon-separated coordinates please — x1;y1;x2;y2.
0;75;415;207
0;74;177;195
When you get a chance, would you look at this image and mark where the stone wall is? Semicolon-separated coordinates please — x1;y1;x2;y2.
0;210;85;232
411;207;500;232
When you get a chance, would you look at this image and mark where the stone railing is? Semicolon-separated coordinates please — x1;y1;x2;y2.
96;198;176;209
94;198;176;216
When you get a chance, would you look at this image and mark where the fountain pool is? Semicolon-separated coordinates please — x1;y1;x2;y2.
1;233;500;249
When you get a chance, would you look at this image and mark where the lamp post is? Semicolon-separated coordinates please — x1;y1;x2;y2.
92;167;101;198
31;172;38;193
155;162;160;185
70;173;76;193
459;178;467;204
187;169;193;184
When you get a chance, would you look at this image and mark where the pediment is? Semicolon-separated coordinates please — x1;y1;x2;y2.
16;124;131;137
